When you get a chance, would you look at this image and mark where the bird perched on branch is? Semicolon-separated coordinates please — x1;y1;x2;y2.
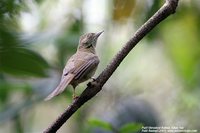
45;31;103;101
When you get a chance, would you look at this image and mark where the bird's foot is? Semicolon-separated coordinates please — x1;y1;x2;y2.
91;77;96;81
87;82;91;87
72;94;79;100
87;81;98;88
87;77;97;87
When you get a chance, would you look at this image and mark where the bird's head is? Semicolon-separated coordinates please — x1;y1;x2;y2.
78;31;103;50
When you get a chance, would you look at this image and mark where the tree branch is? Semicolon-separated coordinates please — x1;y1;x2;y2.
44;0;179;132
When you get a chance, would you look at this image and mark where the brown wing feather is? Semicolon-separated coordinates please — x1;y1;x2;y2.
74;58;99;80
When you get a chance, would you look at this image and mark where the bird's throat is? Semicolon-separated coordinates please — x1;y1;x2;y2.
78;47;96;54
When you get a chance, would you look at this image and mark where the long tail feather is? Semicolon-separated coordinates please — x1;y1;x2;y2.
44;74;75;101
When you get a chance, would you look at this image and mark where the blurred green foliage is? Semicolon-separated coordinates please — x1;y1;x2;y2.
0;82;11;105
0;1;50;132
88;118;142;133
0;0;25;17
88;118;113;132
0;46;49;77
161;4;200;88
119;123;143;133
0;0;49;77
55;19;83;68
112;0;136;22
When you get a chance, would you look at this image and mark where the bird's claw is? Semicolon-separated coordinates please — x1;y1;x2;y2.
87;81;98;88
91;77;96;81
87;82;92;87
87;77;96;87
73;95;79;100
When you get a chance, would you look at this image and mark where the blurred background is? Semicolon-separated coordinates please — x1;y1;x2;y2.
0;0;200;133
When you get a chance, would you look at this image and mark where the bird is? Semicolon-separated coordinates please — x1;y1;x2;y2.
45;31;103;101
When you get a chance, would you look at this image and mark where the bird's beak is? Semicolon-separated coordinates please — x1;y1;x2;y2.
95;30;104;39
89;31;103;48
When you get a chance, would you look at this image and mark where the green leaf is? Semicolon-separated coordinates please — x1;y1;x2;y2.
88;118;113;131
0;23;49;77
0;47;49;77
119;123;143;133
0;82;10;104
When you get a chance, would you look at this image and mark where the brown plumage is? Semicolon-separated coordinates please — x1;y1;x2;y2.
45;31;103;101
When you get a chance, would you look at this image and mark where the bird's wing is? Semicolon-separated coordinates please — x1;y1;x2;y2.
66;52;99;79
45;53;99;101
73;56;99;80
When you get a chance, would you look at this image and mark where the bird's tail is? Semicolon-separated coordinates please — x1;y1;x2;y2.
44;74;75;101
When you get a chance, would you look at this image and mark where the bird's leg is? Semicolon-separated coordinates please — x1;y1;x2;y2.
91;77;96;81
72;88;76;99
72;87;79;100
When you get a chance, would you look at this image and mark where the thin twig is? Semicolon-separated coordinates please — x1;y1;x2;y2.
44;0;179;132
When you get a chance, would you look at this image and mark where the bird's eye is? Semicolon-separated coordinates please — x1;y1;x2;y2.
85;43;92;48
83;42;88;45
